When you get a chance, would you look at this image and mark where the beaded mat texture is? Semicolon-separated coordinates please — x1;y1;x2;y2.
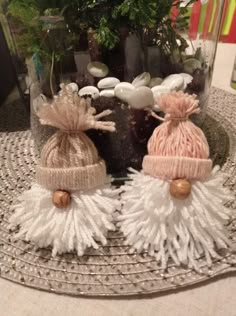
0;87;236;297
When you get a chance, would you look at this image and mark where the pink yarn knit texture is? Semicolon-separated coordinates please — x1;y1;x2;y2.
143;91;212;180
36;84;116;191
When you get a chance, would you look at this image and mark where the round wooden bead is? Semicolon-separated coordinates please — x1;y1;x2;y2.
170;179;192;200
52;190;71;209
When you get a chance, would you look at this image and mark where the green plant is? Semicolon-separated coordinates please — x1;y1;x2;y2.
7;0;41;56
63;0;196;54
7;0;75;60
7;0;196;65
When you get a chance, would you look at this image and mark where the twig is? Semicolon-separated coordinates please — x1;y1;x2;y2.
50;51;55;97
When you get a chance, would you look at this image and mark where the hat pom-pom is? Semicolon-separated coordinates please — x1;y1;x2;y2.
38;83;116;133
158;91;200;121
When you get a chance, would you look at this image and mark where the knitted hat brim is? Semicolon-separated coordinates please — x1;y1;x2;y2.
143;156;213;180
36;159;107;191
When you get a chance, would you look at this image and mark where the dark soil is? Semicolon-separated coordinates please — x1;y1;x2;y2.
87;96;158;176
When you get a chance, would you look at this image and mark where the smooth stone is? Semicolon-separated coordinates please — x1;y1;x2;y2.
153;103;161;111
161;74;185;91
87;61;109;78
79;86;100;99
114;82;135;102
179;73;193;89
183;58;201;74
67;82;79;92
128;86;154;110
132;72;151;88
152;85;171;101
97;77;120;89
100;89;115;98
149;77;163;88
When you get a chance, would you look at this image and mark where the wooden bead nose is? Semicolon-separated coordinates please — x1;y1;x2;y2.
170;179;192;200
52;190;71;209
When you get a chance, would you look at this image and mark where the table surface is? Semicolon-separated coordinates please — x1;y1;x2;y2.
1;43;236;316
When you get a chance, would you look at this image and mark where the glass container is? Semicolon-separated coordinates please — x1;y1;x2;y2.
4;0;225;176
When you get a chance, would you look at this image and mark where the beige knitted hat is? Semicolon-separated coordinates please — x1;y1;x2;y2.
36;84;115;191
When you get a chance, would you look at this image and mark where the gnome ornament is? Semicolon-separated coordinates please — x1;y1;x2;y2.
10;84;120;257
119;91;234;270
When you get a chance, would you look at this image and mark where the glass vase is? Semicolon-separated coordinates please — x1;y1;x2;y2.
6;0;224;176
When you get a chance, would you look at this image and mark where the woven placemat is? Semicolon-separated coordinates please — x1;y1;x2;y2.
0;87;236;297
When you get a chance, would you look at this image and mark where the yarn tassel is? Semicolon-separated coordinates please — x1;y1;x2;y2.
10;183;120;257
119;166;234;270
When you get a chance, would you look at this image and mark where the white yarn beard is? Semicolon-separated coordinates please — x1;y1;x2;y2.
10;183;120;257
119;166;234;270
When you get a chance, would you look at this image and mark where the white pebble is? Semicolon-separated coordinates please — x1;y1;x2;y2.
179;73;193;89
152;85;171;101
79;86;100;99
98;77;120;89
67;82;79;92
100;89;115;98
114;82;135;102
161;74;185;91
87;61;109;78
149;77;163;88
152;104;161;111
132;72;151;88
128;87;154;110
183;58;201;74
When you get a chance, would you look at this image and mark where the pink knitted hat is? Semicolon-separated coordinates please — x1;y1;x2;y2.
36;84;115;191
143;91;212;180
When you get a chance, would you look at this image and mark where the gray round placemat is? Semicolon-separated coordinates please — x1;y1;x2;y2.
0;87;236;297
